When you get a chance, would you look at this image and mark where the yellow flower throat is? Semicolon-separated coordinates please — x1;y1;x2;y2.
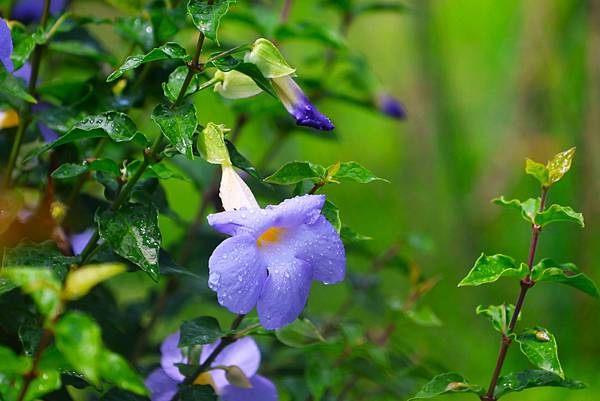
256;227;286;248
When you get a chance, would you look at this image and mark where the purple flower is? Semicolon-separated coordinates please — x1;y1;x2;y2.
376;93;406;120
0;18;14;72
207;194;345;329
145;332;277;401
272;76;335;131
11;0;68;23
69;228;94;256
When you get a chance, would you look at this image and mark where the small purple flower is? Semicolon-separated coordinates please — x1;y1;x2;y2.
272;76;335;131
376;93;406;120
0;18;14;72
69;228;94;256
11;0;68;23
207;194;345;329
145;332;277;401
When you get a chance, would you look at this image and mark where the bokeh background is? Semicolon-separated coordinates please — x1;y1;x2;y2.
22;0;600;400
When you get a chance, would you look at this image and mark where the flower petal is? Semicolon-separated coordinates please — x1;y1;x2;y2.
220;375;278;401
285;215;345;284
12;0;67;23
145;368;179;401
201;336;261;390
377;93;406;120
0;18;14;72
272;76;334;131
208;234;267;314
267;195;325;229
208;207;277;237
69;228;94;256
160;332;185;382
219;165;260;211
257;257;312;329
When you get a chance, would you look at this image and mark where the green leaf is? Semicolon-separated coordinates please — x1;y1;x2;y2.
55;312;103;384
547;147;575;184
332;161;387;184
3;241;76;280
179;384;218;401
340;225;371;244
0;346;32;374
476;304;516;334
233;62;277;98
534;204;584;227
162;65;204;103
494;370;585;399
98;350;148;396
197;122;230;165
458;254;527;287
107;42;190;82
493;197;540;224
225;140;261;180
31;112;142;159
146;162;189;181
22;369;61;401
306;356;336;400
525;159;549;186
321;200;341;232
152;103;197;159
531;259;599;298
513;327;563;378
0;63;37;105
63;263;126;300
96;203;162;281
264;161;326;185
2;268;62;318
187;0;236;43
275;318;325;347
179;316;225;347
51;163;89;179
49;40;117;64
409;372;483;400
404;305;442;327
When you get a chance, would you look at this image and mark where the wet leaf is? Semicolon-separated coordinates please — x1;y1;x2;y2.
321;200;341;232
493;197;540;224
179;316;225;347
264;161;326;185
187;0;236;43
198;122;230;165
409;372;483;399
458;254;527;287
513;327;564;378
152;103;198;160
494;370;584;398
332;161;387;184
476;304;516;334
531;259;599;298
2;268;62;318
534;204;584;228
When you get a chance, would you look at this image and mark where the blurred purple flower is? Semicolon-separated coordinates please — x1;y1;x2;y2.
11;0;68;23
145;332;277;401
272;76;335;131
69;228;94;256
0;18;14;72
207;194;345;329
376;93;406;120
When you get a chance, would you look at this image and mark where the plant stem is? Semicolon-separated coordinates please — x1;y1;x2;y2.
15;327;53;401
481;186;549;401
280;0;293;23
78;25;209;266
2;0;51;189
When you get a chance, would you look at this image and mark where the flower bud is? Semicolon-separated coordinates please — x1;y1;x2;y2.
213;70;262;99
219;164;260;211
244;38;296;79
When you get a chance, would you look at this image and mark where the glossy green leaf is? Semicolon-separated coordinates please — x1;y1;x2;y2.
493;197;540;224
332;161;387;184
10;27;40;70
152;103;198;159
22;370;61;401
409;372;483;400
2;268;62;318
0;63;36;105
547;147;575;184
476;304;516;334
51;163;89;179
179;316;225;347
3;241;76;280
225;140;261;180
187;0;236;43
340;225;372;244
98;350;148;395
514;327;563;378
55;312;103;384
107;42;190;82
534;204;584;227
162;65;204;103
179;384;218;401
0;346;32;374
96;203;162;281
458;254;527;287
525;159;549;186
321;200;341;232
197;122;230;165
275;318;324;347
31;112;142;159
264;161;326;185
494;370;585;399
531;259;599;298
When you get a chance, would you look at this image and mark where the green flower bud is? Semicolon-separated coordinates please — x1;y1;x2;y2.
244;38;296;78
213;70;263;99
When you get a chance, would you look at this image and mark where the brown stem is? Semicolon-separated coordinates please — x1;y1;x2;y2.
279;0;293;23
481;186;549;401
